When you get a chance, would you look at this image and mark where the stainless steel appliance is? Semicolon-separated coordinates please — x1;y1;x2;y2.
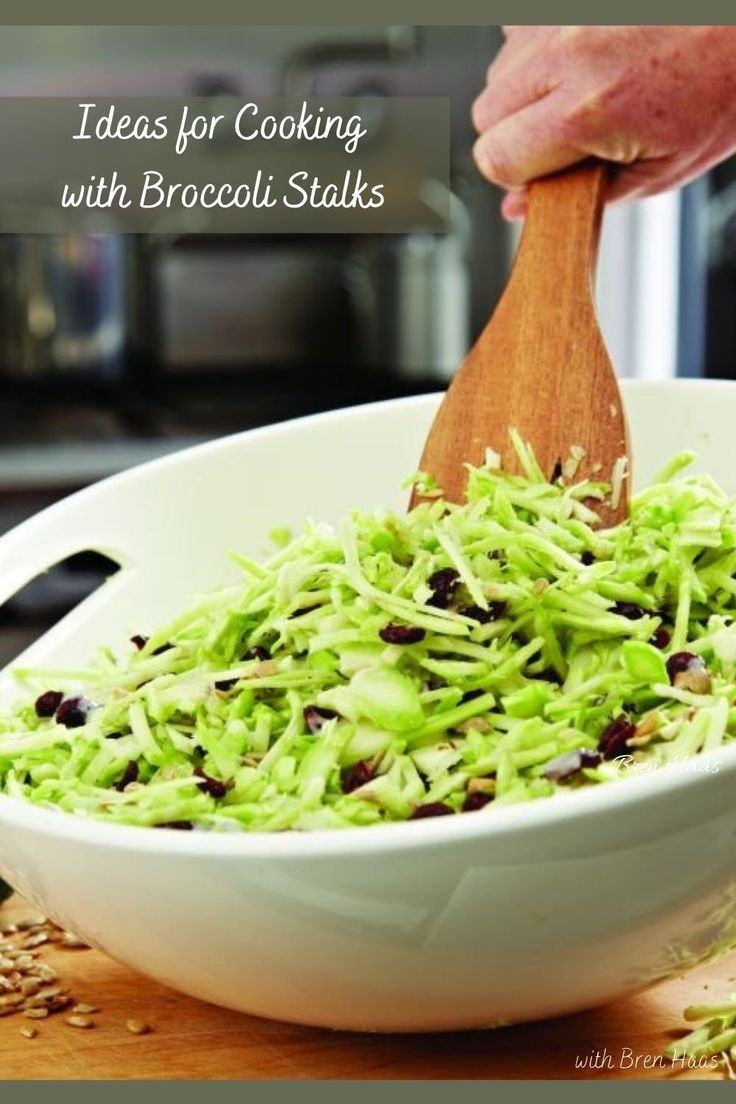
0;234;128;380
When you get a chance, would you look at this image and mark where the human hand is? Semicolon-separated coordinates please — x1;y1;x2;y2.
472;26;736;218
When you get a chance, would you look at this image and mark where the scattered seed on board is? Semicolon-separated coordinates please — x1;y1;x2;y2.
126;1018;152;1036
0;912;104;1030
66;1014;95;1029
60;933;89;950
16;917;47;932
28;985;65;1005
22;933;49;949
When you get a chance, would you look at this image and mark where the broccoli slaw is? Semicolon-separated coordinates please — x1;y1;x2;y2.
2;440;736;833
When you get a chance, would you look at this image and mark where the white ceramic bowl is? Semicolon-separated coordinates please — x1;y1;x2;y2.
2;381;736;1032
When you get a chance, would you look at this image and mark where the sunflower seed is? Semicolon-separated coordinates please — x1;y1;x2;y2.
26;989;57;1006
16;917;47;932
66;1014;94;1029
21;933;49;949
126;1018;152;1035
35;964;57;983
60;933;89;949
0;993;24;1007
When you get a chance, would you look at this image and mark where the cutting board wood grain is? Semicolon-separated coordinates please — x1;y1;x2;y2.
0;896;726;1081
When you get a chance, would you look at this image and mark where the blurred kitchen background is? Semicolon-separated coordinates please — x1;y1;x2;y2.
0;24;733;663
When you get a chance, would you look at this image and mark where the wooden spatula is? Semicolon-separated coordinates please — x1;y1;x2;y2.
411;162;630;527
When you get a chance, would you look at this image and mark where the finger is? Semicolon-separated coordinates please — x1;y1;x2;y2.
500;190;528;221
472;32;558;134
473;93;585;189
605;155;692;205
472;67;558;136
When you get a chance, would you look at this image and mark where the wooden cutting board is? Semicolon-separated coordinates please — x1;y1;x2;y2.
0;894;729;1081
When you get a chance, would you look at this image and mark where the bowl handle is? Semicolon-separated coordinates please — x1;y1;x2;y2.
0;492;131;611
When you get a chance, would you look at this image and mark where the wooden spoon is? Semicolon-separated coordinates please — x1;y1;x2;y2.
411;162;630;527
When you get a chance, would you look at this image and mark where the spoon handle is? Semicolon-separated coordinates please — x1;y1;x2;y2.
510;161;607;312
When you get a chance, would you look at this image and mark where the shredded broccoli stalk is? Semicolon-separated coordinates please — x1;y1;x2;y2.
2;443;736;833
666;996;736;1076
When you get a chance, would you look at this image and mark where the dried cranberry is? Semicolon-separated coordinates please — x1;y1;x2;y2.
115;760;139;792
426;568;460;609
651;626;671;650
611;601;647;620
409;802;455;819
543;748;602;781
379;623;426;645
580;551;595;566
194;767;228;799
214;678;238;692
460;602;507;623
303;705;339;733
666;651;705;683
598;715;636;760
55;697;92;729
244;645;270;661
462;791;493;812
156;820;193;830
666;651;711;693
341;760;374;793
34;690;63;718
